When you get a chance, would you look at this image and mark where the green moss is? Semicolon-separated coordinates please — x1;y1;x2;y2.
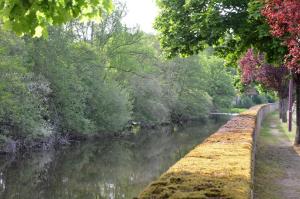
139;105;269;199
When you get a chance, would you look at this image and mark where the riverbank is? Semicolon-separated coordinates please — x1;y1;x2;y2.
0;120;228;199
0;117;229;154
254;112;300;198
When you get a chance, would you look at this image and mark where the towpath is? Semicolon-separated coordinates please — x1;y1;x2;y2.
254;112;300;199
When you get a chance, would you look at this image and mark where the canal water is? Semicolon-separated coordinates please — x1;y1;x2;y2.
0;119;228;199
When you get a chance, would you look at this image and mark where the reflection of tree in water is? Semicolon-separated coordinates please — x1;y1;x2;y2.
0;119;227;199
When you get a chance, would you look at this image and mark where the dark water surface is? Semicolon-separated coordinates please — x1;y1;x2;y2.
0;119;228;199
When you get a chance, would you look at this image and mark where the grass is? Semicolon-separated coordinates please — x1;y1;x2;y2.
254;157;283;199
259;112;279;144
276;114;296;143
230;107;248;113
254;112;289;199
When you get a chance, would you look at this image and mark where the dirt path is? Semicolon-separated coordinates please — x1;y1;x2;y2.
254;112;300;199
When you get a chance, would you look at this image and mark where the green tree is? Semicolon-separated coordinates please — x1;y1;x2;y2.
0;0;113;37
25;27;132;134
0;29;48;140
154;0;286;64
199;51;236;112
0;1;237;150
154;0;288;122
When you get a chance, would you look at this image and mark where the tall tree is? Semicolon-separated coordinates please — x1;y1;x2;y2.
262;0;300;144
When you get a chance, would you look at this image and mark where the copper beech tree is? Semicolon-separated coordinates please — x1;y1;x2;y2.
262;0;300;144
239;49;290;122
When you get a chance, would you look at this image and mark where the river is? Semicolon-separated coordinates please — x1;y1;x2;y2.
0;118;228;199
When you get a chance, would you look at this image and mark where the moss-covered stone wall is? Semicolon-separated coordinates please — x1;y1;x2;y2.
138;104;278;199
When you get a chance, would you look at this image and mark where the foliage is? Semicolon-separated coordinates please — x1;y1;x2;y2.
0;0;113;37
236;96;255;108
25;29;132;134
252;95;267;104
130;76;170;123
154;0;249;58
239;48;289;97
262;0;300;72
154;0;283;62
199;52;236;111
262;0;300;144
0;2;236;146
235;94;270;109
0;31;48;138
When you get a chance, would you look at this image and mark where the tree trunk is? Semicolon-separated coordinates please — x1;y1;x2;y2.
294;74;300;145
281;97;288;123
279;98;288;123
279;98;283;120
288;79;293;132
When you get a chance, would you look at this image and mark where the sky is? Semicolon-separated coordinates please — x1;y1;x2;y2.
121;0;159;33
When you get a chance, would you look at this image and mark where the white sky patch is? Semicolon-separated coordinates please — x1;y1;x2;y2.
121;0;158;34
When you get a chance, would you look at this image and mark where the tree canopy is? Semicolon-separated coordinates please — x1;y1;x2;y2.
0;0;113;37
154;0;286;65
262;0;300;72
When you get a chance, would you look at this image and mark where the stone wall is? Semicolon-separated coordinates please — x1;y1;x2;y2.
138;104;278;199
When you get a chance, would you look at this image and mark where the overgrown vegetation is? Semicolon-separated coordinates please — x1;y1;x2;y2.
0;3;237;152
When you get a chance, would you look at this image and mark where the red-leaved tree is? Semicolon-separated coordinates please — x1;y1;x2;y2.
262;0;300;144
240;49;289;122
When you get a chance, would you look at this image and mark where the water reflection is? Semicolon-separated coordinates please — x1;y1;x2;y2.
0;120;227;199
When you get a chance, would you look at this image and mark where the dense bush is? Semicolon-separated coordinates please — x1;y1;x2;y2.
235;94;270;109
130;76;170;123
0;31;49;139
0;6;236;145
237;96;255;108
252;95;268;105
